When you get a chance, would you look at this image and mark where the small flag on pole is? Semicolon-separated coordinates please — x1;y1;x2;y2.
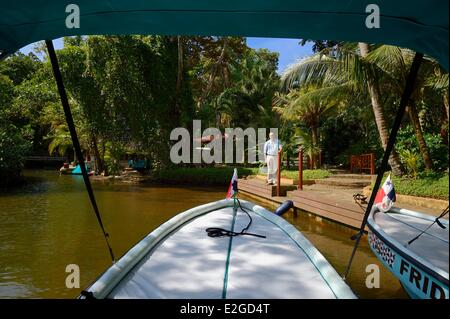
374;174;396;212
226;168;238;199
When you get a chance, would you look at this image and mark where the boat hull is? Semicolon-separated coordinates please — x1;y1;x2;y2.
368;208;449;299
82;199;356;299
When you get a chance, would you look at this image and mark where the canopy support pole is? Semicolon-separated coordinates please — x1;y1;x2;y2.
343;52;424;280
45;40;116;264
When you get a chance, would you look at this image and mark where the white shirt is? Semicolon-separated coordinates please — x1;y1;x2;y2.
264;139;281;156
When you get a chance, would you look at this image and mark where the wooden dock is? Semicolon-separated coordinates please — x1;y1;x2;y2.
239;177;368;230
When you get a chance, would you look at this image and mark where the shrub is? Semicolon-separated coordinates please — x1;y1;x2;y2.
0;122;31;187
398;149;420;179
396;125;449;172
373;172;448;200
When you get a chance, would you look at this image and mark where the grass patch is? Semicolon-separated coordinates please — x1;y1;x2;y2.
247;167;331;180
281;169;332;180
373;172;448;200
151;166;332;185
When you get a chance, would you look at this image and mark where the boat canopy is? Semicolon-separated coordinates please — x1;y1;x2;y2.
0;1;448;70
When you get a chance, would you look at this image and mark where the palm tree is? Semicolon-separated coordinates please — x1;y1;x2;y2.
47;124;72;157
280;44;405;175
198;37;232;109
426;68;449;144
215;56;279;128
292;128;322;169
273;85;342;168
365;45;435;170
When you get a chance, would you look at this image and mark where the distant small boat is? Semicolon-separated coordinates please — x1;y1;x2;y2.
128;159;150;171
81;199;356;299
368;207;449;299
60;163;93;176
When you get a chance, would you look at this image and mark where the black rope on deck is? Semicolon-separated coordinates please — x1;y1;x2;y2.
206;199;266;238
407;206;449;246
46;40;116;264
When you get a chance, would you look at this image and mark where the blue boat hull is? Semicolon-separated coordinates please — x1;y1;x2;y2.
368;224;448;299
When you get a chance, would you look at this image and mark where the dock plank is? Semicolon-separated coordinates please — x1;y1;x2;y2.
238;178;368;230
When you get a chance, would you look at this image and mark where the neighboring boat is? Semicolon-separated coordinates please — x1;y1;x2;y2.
128;159;150;172
59;164;75;175
367;206;449;299
81;199;356;299
60;163;93;176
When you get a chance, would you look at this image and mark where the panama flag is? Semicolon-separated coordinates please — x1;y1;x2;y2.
226;168;238;199
374;174;396;212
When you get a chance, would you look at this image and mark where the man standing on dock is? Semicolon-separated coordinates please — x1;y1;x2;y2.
264;132;282;185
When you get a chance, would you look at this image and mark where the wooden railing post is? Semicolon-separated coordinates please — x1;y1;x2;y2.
370;153;375;175
350;155;353;173
298;146;303;191
276;149;282;196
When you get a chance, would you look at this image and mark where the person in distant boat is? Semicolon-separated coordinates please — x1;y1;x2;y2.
264;132;282;185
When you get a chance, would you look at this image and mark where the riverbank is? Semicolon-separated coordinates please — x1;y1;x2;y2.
90;167;448;203
101;167;332;186
370;172;449;200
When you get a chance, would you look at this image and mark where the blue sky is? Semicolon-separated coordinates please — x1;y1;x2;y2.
247;38;313;73
20;37;313;74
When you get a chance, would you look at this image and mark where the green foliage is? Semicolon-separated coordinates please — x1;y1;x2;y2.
247;167;331;180
282;169;332;180
0;122;31;187
291;128;321;168
398;149;420;179
0;52;40;85
376;173;449;200
0;37;448;188
85;35;195;167
46;124;72;156
103;142;127;176
151;166;255;185
396;125;448;172
214;51;280;128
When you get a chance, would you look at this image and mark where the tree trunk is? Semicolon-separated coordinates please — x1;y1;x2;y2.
358;42;404;176
444;91;449;122
176;36;184;95
311;125;318;169
199;38;228;108
286;149;290;170
442;93;449;145
407;102;433;170
90;132;104;174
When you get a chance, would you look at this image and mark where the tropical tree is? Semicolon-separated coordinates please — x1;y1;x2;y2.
365;45;436;170
194;37;248;109
273;84;344;168
426;68;449;144
216;53;279;128
47;124;72;157
280;44;405;175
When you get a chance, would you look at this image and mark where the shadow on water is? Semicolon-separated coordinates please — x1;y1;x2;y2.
0;170;407;299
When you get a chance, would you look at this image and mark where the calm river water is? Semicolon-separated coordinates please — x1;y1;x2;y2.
0;169;407;298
